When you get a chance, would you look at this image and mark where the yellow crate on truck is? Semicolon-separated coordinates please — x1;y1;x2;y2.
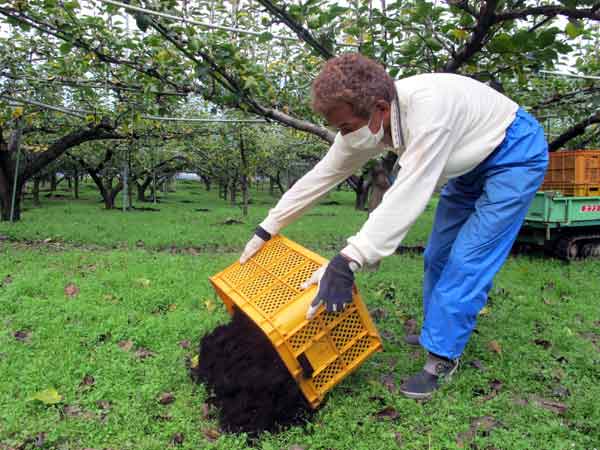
209;235;382;409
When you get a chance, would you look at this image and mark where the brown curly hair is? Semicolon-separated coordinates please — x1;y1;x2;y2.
311;53;397;119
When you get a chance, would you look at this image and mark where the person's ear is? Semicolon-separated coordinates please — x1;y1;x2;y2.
374;99;390;114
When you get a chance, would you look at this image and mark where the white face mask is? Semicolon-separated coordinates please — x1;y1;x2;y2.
341;116;384;149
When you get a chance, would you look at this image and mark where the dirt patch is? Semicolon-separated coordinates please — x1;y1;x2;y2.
191;311;312;434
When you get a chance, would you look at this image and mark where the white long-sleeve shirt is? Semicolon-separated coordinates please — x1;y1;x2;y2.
260;73;519;265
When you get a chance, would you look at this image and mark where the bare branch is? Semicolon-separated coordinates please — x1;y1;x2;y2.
496;5;600;22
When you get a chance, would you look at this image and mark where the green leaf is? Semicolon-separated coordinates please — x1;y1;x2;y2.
28;388;63;405
565;21;583;39
59;42;73;54
258;32;273;44
135;13;151;32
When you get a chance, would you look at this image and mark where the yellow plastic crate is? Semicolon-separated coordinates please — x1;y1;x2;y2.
209;235;382;409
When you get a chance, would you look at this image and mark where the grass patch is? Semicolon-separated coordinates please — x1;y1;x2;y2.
1;181;599;449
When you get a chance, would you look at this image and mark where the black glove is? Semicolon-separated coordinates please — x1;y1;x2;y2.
308;253;357;316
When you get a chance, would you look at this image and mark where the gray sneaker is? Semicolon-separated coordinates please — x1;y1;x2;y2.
399;353;459;399
404;334;421;346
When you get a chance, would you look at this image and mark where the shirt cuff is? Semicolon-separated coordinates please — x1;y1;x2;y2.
259;216;281;237
340;243;367;267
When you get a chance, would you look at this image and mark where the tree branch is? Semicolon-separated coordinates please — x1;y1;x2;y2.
254;0;334;59
443;0;498;73
23;119;123;180
549;110;600;151
496;5;600;22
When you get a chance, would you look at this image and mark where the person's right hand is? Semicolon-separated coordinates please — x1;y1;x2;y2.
239;226;272;264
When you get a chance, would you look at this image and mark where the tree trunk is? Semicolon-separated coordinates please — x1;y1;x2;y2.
239;132;249;216
230;176;237;205
136;176;152;202
67;177;72;189
32;178;41;206
74;168;79;199
275;171;285;195
50;172;58;192
200;174;211;191
355;185;369;210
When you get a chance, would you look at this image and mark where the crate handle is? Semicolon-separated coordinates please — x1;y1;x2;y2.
298;352;314;378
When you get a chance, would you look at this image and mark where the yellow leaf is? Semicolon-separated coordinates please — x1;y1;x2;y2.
191;355;199;368
12;107;23;119
168;303;177;311
28;388;63;405
479;306;490;316
204;299;215;313
136;278;151;288
488;340;502;355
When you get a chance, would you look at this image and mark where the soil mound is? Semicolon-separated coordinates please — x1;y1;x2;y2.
191;311;312;434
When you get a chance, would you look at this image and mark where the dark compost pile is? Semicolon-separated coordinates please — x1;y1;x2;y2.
190;310;312;434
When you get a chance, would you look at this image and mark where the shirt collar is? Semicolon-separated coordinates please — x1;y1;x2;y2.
391;98;405;150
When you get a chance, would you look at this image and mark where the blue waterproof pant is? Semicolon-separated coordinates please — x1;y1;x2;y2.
419;108;548;360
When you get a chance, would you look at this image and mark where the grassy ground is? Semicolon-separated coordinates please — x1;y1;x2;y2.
1;181;599;450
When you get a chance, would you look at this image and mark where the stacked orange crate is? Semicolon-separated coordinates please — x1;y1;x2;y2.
541;150;600;196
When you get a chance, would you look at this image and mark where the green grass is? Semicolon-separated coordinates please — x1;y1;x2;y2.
1;181;599;449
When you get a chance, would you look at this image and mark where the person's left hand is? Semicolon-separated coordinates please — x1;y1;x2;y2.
302;253;359;319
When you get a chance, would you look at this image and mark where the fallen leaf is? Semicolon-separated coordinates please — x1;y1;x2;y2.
534;339;552;349
64;282;80;298
203;427;221;442
28;388;63;405
479;306;491;316
541;281;556;291
118;340;134;352
135;347;156;359
14;329;31;342
369;307;387;322
375;406;399;420
79;374;95;387
380;330;397;343
62;404;96;420
103;293;119;303
468;360;486;371
201;402;211;419
204;299;215;313
179;340;191;349
403;318;418;335
380;373;397;393
168;303;177;312
187;247;199;256
96;400;111;410
394;431;403;447
531;396;568;415
478;379;503;403
136;278;151;288
35;432;47;447
488;340;502;355
171;432;184;445
191;355;200;368
456;416;500;448
158;392;175;405
552;385;571;399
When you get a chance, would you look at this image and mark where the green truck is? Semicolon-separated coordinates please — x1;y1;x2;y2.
517;191;600;260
